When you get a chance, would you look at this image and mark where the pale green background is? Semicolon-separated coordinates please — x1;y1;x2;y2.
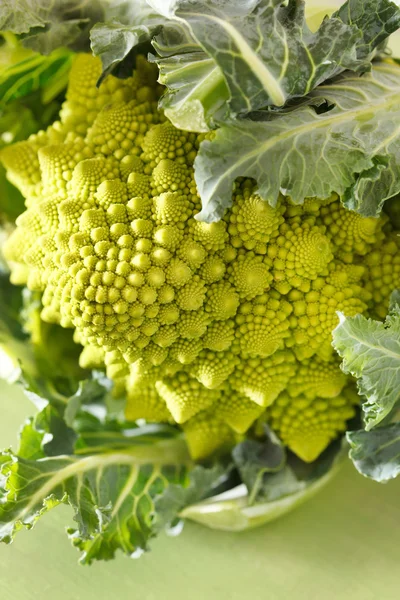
2;3;400;598
1;380;400;600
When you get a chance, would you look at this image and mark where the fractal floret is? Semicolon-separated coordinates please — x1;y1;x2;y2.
2;55;399;462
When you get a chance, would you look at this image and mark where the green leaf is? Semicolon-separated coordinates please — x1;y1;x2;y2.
64;376;111;428
0;1;50;33
74;423;181;454
180;440;347;531
149;0;399;130
0;279;87;416
347;424;400;482
0;167;26;222
16;419;46;460
0;48;73;106
0;438;190;564
333;0;400;60
0;0;106;54
151;22;229;132
0;275;37;382
0;38;71;224
20;290;85;382
232;427;345;505
332;305;400;430
154;463;227;531
195;63;400;221
34;404;77;456
90;0;164;81
232;427;285;504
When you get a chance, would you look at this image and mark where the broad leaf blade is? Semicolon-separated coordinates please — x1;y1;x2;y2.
195;63;400;221
347;424;400;482
181;438;347;530
154;463;227;531
152;22;229;131
0;439;190;564
0;49;73;106
333;0;400;60
90;0;164;80
0;0;106;53
232;426;286;504
149;0;400;130
172;0;363;110
332;305;400;430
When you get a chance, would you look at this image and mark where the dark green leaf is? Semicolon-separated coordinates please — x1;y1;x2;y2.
195;64;400;221
384;193;400;228
333;0;400;60
0;48;73;106
35;405;77;456
64;377;111;427
232;427;285;504
154;463;227;531
0;437;190;563
149;0;399;130
151;22;229;132
16;418;46;460
90;0;164;81
332;305;400;430
347;424;400;481
166;0;363;108
180;438;347;530
0;275;37;381
0;0;107;54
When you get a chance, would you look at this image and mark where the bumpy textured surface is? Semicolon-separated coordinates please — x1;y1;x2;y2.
2;55;399;462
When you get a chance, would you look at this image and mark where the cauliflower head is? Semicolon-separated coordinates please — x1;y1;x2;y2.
2;55;399;462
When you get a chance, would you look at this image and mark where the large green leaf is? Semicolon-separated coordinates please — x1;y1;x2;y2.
151;22;229;132
232;427;285;504
90;0;164;81
0;440;190;564
0;0;106;54
232;427;345;505
195;63;400;221
0;48;73;106
347;424;400;482
90;0;400;129
154;463;228;532
181;438;347;531
334;0;400;60
332;299;400;430
148;0;399;131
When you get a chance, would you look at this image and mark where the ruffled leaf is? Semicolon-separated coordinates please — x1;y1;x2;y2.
90;0;164;81
332;299;400;430
0;440;190;564
149;0;400;130
195;64;400;221
347;424;400;482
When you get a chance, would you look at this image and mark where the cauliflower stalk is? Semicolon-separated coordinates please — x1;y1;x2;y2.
2;55;398;463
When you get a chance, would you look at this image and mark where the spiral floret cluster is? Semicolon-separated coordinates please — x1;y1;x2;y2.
3;55;399;462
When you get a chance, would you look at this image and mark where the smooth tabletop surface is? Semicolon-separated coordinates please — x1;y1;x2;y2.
0;379;399;600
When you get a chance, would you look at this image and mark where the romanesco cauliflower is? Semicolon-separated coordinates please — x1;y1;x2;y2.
2;54;399;462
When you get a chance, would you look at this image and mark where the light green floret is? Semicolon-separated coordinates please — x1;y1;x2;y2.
3;54;397;463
